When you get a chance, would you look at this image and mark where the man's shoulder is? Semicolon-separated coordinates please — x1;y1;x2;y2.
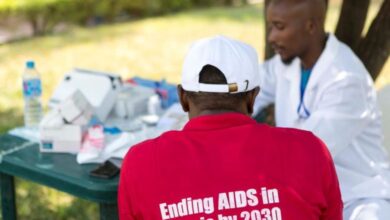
330;36;370;76
308;35;372;90
264;125;314;139
261;125;313;143
264;125;329;156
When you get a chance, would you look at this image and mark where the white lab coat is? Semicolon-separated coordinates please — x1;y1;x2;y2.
254;34;390;203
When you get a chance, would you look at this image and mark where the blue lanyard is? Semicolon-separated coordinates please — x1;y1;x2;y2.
297;68;312;119
297;99;311;119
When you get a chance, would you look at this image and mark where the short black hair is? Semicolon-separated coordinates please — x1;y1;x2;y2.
185;65;252;112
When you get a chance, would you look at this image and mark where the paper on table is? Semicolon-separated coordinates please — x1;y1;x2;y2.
8;127;40;143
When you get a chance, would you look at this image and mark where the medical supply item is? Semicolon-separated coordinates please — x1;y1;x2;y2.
59;90;93;125
113;84;155;119
40;124;83;153
77;125;105;164
39;90;93;153
130;77;179;109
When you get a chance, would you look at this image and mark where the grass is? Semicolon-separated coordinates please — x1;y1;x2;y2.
0;2;389;132
0;5;266;133
0;2;388;219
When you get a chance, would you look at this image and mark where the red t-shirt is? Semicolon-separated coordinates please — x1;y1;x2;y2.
118;113;342;220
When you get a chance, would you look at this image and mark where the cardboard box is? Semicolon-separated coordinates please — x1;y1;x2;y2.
59;90;93;125
40;124;83;153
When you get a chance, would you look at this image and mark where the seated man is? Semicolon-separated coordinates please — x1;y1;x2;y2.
254;0;390;219
118;35;342;219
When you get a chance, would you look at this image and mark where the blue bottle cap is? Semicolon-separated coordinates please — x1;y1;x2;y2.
26;60;35;69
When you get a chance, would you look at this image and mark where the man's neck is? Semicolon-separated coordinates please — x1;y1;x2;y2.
189;109;248;119
300;34;328;69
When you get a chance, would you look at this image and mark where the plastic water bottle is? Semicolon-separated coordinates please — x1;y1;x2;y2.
22;60;43;128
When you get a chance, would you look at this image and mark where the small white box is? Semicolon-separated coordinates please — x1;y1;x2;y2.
40;125;83;153
40;108;64;129
49;68;122;122
59;90;93;125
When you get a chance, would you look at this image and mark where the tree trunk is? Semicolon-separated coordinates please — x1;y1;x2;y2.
335;0;370;50
356;0;390;80
264;0;274;59
28;14;40;36
106;0;120;22
261;0;276;125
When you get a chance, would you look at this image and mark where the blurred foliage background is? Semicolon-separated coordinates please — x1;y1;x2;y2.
0;0;252;36
0;0;388;219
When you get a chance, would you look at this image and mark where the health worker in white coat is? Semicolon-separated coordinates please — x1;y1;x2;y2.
254;0;390;219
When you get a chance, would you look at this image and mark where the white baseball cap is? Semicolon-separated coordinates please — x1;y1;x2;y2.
181;35;260;93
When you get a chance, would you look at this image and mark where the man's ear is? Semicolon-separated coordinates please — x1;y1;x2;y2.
177;85;189;112
247;87;260;115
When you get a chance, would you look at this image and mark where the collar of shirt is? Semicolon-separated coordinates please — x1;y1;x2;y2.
182;112;257;131
300;68;312;99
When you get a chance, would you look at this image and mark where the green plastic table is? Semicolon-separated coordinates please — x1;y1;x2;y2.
0;134;119;220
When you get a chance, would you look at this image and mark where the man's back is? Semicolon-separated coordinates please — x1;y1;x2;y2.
119;113;342;219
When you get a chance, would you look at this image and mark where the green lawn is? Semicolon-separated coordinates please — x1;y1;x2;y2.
0;2;388;219
0;2;389;133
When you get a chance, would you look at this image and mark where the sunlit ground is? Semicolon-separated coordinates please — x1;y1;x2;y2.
0;2;388;219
